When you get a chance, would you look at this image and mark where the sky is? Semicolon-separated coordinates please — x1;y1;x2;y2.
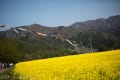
0;0;120;29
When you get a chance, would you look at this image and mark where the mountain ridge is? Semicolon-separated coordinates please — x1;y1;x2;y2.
18;15;120;37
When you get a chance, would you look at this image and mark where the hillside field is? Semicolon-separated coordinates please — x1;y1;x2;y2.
13;50;120;80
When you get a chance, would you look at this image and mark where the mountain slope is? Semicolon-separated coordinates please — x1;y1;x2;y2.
0;15;120;62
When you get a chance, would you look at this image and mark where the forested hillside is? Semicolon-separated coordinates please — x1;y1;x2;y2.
0;15;120;63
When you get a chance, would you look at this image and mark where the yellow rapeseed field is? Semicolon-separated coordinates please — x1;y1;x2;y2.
13;50;120;80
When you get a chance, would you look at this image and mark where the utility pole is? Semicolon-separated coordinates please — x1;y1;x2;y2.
89;37;93;53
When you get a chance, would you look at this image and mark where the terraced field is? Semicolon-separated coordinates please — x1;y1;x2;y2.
13;50;120;80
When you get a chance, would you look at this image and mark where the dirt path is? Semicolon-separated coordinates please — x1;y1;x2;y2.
0;69;7;73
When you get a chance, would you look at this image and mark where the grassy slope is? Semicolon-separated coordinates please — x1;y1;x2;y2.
14;50;120;80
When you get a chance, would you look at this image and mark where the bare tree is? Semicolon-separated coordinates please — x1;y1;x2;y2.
89;37;93;53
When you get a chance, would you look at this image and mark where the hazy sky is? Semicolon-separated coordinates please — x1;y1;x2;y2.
0;0;120;28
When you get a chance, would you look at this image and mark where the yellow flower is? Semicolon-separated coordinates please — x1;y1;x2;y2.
14;50;120;80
